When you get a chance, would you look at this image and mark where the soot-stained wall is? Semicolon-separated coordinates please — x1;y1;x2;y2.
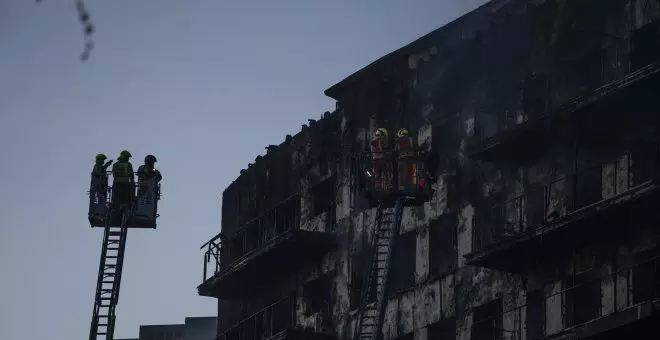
215;1;660;340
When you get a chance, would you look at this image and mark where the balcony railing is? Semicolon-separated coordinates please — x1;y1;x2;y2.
473;143;660;252
216;294;296;340
471;61;660;150
470;253;660;340
201;195;301;283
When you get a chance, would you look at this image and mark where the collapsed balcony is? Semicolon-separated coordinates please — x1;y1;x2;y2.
471;252;660;340
469;61;660;163
466;143;660;272
198;196;337;299
216;294;336;340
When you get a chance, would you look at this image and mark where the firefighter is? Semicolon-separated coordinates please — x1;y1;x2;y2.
111;150;135;212
92;153;113;204
394;128;417;189
370;127;392;191
136;154;162;201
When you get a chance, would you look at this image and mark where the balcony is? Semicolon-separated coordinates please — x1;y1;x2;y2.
216;294;336;340
199;196;337;299
466;143;660;272
468;61;660;163
470;253;660;340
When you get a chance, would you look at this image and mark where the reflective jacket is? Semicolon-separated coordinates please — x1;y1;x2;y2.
395;136;414;158
370;136;388;160
112;160;134;183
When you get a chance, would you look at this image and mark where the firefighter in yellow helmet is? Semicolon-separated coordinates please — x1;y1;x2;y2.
370;128;393;191
394;128;417;189
92;153;113;205
111;150;135;211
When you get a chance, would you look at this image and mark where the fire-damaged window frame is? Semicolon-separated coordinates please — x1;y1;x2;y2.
384;230;417;296
562;250;601;328
428;213;458;280
350;243;377;310
471;299;503;340
311;174;337;223
302;269;335;317
631;245;660;305
427;316;456;340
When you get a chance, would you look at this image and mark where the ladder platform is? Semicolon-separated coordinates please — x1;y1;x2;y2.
89;215;157;229
366;184;432;207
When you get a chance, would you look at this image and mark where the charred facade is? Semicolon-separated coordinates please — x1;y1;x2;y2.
200;1;660;340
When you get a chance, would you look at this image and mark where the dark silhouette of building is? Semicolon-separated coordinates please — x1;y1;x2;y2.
199;1;660;340
116;316;216;340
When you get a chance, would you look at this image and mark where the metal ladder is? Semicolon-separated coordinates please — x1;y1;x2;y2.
89;208;130;340
353;198;405;340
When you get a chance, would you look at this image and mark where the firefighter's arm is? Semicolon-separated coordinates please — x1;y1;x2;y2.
103;160;113;170
155;169;162;183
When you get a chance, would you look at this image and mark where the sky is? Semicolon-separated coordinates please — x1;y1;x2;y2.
0;0;487;339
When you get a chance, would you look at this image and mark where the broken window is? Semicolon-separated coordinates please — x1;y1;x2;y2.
632;20;660;70
274;196;299;235
350;246;377;310
564;269;601;327
385;231;416;295
471;299;502;340
303;271;335;316
526;290;545;340
429;214;458;278
312;175;336;218
632;246;660;304
522;74;549;120
427;317;456;340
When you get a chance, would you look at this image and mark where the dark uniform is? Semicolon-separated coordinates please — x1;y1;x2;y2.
136;165;162;198
111;153;134;211
92;156;113;205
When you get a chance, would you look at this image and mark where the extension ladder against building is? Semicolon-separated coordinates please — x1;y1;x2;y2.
353;198;404;340
89;209;130;340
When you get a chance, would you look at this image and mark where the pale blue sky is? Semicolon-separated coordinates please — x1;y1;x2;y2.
0;1;486;339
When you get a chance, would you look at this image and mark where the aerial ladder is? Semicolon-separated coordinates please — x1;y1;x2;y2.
88;209;129;340
353;198;405;340
87;169;160;340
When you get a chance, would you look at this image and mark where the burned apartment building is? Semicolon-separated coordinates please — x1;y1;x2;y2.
198;1;660;340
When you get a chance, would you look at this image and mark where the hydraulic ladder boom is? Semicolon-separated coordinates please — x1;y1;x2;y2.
353;198;404;340
89;210;130;340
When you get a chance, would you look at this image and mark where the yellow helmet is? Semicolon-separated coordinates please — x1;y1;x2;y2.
397;128;409;137
95;153;107;161
120;150;132;159
375;128;388;137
